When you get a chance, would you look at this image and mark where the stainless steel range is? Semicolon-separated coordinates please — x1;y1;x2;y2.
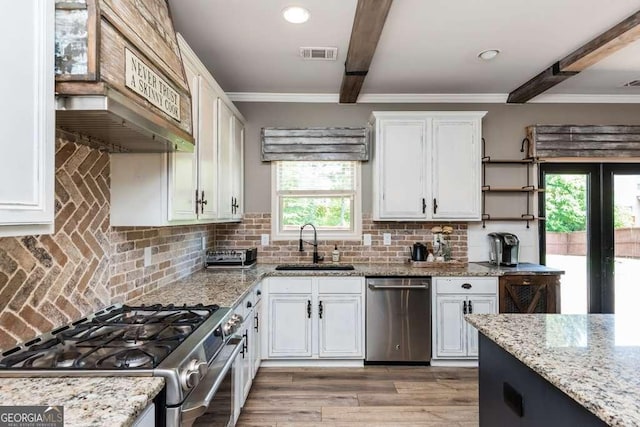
0;304;245;427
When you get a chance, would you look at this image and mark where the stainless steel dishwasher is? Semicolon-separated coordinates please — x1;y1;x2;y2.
365;277;431;363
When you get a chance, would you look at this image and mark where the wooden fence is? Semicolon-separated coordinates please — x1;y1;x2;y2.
547;228;640;258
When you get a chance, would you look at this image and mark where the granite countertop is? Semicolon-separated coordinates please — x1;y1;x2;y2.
465;313;640;427
131;262;563;308
0;376;164;427
131;262;502;307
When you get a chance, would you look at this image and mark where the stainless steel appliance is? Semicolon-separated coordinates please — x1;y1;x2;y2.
0;304;245;427
488;232;520;266
365;277;431;363
206;248;257;269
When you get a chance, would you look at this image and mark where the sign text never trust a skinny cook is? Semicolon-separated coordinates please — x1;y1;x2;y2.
125;48;181;121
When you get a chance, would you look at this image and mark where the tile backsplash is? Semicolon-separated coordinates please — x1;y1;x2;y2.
0;139;215;351
214;213;468;264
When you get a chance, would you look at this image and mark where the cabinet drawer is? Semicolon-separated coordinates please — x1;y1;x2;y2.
268;278;313;294
435;277;497;294
318;277;363;294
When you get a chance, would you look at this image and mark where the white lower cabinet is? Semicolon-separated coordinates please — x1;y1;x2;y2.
251;294;262;377
433;277;497;362
265;277;364;360
235;283;263;423
268;294;313;358
132;403;155;427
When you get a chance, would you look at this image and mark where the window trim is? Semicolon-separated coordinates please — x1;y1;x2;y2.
271;161;362;241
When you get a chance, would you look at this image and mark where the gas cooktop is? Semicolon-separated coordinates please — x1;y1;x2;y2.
0;304;220;370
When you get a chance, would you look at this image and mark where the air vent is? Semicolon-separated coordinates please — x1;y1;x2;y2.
623;80;640;87
299;47;338;60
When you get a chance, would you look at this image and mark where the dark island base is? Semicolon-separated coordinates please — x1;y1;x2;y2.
478;334;607;427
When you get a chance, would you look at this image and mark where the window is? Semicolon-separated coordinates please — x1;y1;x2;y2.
272;161;361;240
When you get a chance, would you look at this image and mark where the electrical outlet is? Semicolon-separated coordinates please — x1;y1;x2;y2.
201;237;206;250
261;234;270;246
143;247;152;267
383;233;391;245
363;234;372;246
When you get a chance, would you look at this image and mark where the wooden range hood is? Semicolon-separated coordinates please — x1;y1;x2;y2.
55;0;194;153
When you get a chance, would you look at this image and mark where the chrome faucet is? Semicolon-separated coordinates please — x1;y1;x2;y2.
299;223;323;263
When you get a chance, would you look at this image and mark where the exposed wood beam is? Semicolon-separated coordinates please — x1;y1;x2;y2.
508;9;640;103
339;0;393;104
507;63;577;104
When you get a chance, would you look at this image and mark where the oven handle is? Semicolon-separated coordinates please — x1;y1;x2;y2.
180;336;245;427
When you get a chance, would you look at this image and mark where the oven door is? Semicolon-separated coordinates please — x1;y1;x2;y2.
180;336;244;427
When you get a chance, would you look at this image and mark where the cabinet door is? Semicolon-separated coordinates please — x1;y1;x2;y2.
318;295;363;358
268;295;312;358
0;0;54;236
435;296;466;358
466;296;496;357
231;117;244;220
240;317;253;402
375;120;427;219
252;298;262;377
168;58;198;221
196;76;218;220
217;100;234;219
431;118;481;219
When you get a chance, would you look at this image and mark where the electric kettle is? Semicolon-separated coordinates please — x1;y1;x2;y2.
411;242;427;261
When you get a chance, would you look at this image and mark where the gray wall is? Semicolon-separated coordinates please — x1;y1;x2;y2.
236;102;640;213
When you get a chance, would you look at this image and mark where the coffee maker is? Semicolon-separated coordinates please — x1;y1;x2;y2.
488;232;519;266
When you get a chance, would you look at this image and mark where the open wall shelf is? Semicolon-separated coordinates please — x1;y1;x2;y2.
481;138;543;228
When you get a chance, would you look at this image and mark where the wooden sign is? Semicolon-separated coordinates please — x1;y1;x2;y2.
125;48;180;121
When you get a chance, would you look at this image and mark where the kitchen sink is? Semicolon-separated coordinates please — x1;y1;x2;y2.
275;264;355;271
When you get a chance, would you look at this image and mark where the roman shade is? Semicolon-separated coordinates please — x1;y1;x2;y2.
261;127;369;161
526;125;640;158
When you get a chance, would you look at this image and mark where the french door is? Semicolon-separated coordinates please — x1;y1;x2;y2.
539;163;640;314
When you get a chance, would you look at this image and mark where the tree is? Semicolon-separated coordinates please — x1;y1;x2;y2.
545;175;587;232
545;175;634;232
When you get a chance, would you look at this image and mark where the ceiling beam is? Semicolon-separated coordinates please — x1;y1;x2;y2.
339;0;393;104
508;10;640;104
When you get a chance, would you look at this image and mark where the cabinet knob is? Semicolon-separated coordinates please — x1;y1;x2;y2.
462;283;472;289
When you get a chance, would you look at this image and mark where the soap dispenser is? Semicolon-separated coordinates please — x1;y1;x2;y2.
332;244;340;262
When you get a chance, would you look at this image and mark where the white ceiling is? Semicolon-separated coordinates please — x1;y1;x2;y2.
168;0;640;100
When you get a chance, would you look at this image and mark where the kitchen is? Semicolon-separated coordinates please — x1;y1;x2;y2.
1;0;640;426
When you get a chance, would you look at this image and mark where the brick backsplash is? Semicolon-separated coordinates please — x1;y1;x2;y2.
215;213;468;264
0;139;215;351
0;141;469;351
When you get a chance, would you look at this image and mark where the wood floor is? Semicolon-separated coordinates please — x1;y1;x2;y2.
236;366;479;427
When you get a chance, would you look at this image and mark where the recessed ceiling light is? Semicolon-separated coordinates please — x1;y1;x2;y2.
282;6;310;24
478;49;500;61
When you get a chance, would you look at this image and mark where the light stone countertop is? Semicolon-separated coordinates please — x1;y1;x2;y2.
131;261;563;308
0;376;164;427
465;313;640;427
131;262;502;307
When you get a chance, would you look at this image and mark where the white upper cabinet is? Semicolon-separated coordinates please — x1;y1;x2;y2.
217;103;244;221
375;118;428;219
110;34;244;226
0;0;55;237
431;117;482;219
371;111;486;221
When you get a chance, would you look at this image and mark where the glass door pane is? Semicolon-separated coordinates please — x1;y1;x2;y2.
612;174;640;317
544;174;588;314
